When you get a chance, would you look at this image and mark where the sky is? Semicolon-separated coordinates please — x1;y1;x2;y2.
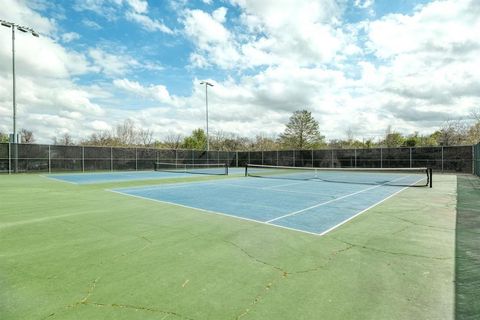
0;0;479;143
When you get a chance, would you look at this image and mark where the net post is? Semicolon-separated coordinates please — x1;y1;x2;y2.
225;162;228;175
245;164;248;177
429;168;433;188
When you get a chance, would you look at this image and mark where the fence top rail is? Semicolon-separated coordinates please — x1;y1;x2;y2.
0;142;475;153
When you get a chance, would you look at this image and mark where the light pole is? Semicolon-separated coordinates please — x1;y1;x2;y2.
1;20;39;173
200;81;213;151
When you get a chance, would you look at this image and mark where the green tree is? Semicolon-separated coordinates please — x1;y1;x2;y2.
0;132;8;143
403;132;420;147
183;129;207;150
279;110;325;149
382;126;404;147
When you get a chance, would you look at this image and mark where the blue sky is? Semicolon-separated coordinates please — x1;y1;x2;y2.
0;0;479;143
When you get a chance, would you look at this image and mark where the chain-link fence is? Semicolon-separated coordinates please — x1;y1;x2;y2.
0;143;474;174
474;143;480;177
0;143;239;174
236;146;474;173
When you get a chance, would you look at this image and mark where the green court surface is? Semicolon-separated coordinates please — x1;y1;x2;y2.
0;173;470;319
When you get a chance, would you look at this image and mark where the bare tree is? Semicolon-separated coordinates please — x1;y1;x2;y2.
81;131;116;146
53;133;74;145
20;129;35;143
138;128;154;146
163;132;183;149
115;119;137;145
471;107;480;122
436;119;469;146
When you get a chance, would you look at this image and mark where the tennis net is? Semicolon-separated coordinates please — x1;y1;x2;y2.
154;162;228;175
245;164;432;187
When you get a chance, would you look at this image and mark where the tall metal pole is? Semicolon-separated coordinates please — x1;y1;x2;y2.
205;84;209;151
12;26;18;172
200;81;213;151
1;20;39;173
12;26;16;144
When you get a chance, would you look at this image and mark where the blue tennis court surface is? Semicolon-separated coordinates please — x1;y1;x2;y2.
111;173;425;235
45;168;246;184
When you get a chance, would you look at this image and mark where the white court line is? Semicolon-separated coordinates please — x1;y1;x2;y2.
319;176;425;236
107;189;321;236
266;175;413;223
217;182;328;196
40;175;79;185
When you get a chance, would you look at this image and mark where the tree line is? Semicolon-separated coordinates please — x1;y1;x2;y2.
1;109;479;150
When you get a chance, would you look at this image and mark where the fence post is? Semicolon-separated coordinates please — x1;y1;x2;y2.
380;148;383;168
8;141;11;175
48;145;51;173
293;150;295;167
248;151;250;164
135;147;138;171
409;147;412;168
110;147;113;172
276;150;279;166
331;149;334;168
473;145;475;175
354;149;357;168
236;151;238;167
441;146;444;173
311;149;314;167
261;151;264;165
82;146;85;172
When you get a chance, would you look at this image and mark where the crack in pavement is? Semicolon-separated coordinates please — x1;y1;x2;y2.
378;214;455;232
225;239;353;319
332;237;453;260
64;277;195;320
223;240;285;272
235;272;287;320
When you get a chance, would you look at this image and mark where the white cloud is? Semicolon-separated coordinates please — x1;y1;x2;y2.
183;8;241;68
61;32;80;43
354;0;374;9
125;11;173;33
113;78;174;105
364;0;480;118
88;48;140;77
82;19;102;29
124;0;148;14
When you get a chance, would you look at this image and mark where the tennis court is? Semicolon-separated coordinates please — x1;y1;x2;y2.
111;165;431;235
46;164;242;184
